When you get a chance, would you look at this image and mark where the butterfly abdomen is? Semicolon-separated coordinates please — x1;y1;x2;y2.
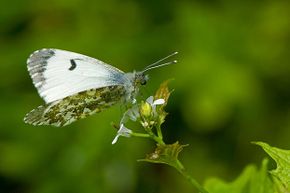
24;85;126;127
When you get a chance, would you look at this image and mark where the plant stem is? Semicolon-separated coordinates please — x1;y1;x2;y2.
145;126;165;145
131;132;151;138
152;135;165;145
156;124;163;140
174;160;208;193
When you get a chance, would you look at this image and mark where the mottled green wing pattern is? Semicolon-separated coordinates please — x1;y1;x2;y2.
24;85;125;127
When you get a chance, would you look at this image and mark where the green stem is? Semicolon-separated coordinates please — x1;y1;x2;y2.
156;124;163;140
152;135;165;145
174;160;208;193
131;132;150;138
144;126;165;145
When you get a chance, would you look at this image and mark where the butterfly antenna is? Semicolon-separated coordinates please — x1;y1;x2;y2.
142;51;178;73
142;60;177;73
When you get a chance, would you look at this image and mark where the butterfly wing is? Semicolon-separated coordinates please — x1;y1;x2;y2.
27;48;127;103
24;85;126;127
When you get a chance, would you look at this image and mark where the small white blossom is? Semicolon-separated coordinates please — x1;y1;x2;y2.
126;105;140;122
146;96;165;113
112;124;132;144
120;105;140;126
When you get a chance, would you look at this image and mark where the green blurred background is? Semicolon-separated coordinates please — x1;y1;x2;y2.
1;0;290;192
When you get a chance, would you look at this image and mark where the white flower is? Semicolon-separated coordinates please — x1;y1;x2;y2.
112;124;132;144
119;105;140;127
125;105;140;122
146;96;165;113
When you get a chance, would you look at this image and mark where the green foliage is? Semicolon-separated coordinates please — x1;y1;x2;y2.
132;84;290;193
204;159;275;193
253;142;290;192
139;142;188;170
204;142;290;193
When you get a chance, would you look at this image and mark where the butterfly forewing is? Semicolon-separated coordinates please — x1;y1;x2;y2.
24;85;126;127
27;49;126;103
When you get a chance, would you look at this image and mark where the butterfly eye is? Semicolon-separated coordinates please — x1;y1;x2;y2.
135;73;147;85
140;79;147;85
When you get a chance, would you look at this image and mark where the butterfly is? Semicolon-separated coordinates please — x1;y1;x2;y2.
24;49;177;127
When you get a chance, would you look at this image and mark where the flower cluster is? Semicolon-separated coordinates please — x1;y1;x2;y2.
140;96;165;127
112;96;165;144
110;81;208;193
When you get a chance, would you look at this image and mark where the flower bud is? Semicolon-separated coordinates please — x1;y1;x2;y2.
140;101;152;118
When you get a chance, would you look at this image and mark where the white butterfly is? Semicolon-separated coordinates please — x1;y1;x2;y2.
24;49;177;127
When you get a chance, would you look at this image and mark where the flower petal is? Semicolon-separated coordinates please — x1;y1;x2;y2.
112;124;132;144
127;106;140;121
153;99;165;105
119;124;132;137
120;105;140;124
112;135;120;144
146;96;154;104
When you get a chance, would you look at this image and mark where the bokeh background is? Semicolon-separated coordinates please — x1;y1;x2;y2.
1;0;290;193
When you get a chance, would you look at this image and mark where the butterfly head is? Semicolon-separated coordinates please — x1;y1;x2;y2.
124;52;178;103
134;72;149;86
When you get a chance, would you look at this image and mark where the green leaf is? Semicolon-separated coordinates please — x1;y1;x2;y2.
204;159;275;193
154;79;173;105
138;141;188;170
253;141;290;192
154;80;173;126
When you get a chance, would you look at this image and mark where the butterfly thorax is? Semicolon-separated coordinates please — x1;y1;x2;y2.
123;71;148;104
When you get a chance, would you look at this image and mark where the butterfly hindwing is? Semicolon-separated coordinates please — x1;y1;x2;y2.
24;85;126;127
27;48;126;103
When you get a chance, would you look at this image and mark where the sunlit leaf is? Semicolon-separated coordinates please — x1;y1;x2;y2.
138;142;188;170
154;80;173;125
204;159;275;193
253;141;290;192
154;79;173;104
